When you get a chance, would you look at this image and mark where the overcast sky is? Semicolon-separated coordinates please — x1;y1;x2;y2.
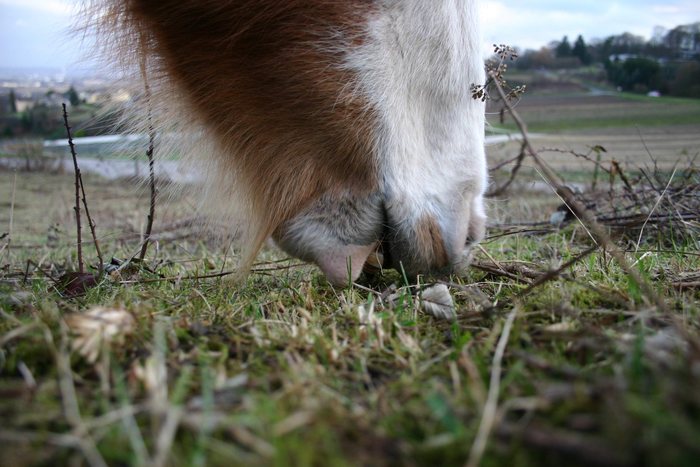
2;0;700;72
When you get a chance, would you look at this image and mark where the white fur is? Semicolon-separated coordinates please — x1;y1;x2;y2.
348;0;487;253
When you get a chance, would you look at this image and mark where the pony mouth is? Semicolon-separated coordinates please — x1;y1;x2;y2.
361;232;477;278
362;247;385;274
362;234;390;275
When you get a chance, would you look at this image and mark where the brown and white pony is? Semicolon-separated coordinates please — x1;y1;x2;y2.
86;0;487;285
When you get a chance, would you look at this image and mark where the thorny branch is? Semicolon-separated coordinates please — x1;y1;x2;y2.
62;103;84;274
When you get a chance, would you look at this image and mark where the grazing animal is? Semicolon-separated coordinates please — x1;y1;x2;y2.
87;0;487;285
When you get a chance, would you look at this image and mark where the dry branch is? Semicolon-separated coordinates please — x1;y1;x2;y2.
486;141;527;197
63;104;84;273
138;57;157;262
516;245;599;298
62;104;89;274
61;104;104;274
489;76;667;313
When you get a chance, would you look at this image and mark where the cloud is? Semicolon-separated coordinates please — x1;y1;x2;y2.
0;0;74;15
481;0;700;53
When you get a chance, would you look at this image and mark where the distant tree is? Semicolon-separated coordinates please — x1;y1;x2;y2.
513;49;533;70
604;33;647;56
20;104;63;137
531;47;555;69
607;57;663;93
66;86;81;107
8;89;17;113
670;62;700;98
555;36;572;57
572;35;592;65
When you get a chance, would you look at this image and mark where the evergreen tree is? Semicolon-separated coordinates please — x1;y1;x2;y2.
66;86;81;107
556;36;572;57
572;35;592;65
8;89;17;113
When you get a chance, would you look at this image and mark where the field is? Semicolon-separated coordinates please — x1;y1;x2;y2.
0;81;699;466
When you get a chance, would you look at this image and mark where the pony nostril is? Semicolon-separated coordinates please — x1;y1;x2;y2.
379;213;451;277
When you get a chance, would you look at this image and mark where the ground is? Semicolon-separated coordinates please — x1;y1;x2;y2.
0;81;699;466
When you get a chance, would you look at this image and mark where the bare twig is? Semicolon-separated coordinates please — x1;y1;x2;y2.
516;245;599;299
489;76;667;313
9;170;16;239
466;306;518;467
139;57;157;262
538;147;611;176
486;141;527;197
63;103;84;274
78;165;104;276
0;171;17;258
117;260;307;285
471;261;533;285
635;167;678;252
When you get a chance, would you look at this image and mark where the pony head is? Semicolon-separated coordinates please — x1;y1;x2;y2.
90;0;487;285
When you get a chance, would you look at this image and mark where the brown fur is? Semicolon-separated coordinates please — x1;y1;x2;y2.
414;216;450;271
94;0;380;269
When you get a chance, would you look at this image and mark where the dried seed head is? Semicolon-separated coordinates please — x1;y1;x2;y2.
66;306;135;363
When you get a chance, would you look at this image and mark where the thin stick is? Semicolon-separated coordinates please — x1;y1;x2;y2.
465;306;518;467
78;167;104;276
139;56;157;262
139;132;156;261
489;77;667;313
0;171;17;259
8;171;16;241
139;55;156;261
63;104;103;274
486;141;526;197
118;260;307;285
63;103;84;274
635;167;677;253
515;245;599;299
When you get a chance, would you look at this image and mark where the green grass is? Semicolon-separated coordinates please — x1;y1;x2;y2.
486;70;700;134
488;92;700;133
1;171;698;466
616;92;700;105
492;111;700;133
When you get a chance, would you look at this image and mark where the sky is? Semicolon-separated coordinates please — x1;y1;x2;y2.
1;0;700;72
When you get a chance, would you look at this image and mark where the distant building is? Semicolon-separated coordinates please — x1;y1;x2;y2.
0;94;11;115
609;53;638;63
665;22;700;59
15;99;34;112
84;89;132;105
